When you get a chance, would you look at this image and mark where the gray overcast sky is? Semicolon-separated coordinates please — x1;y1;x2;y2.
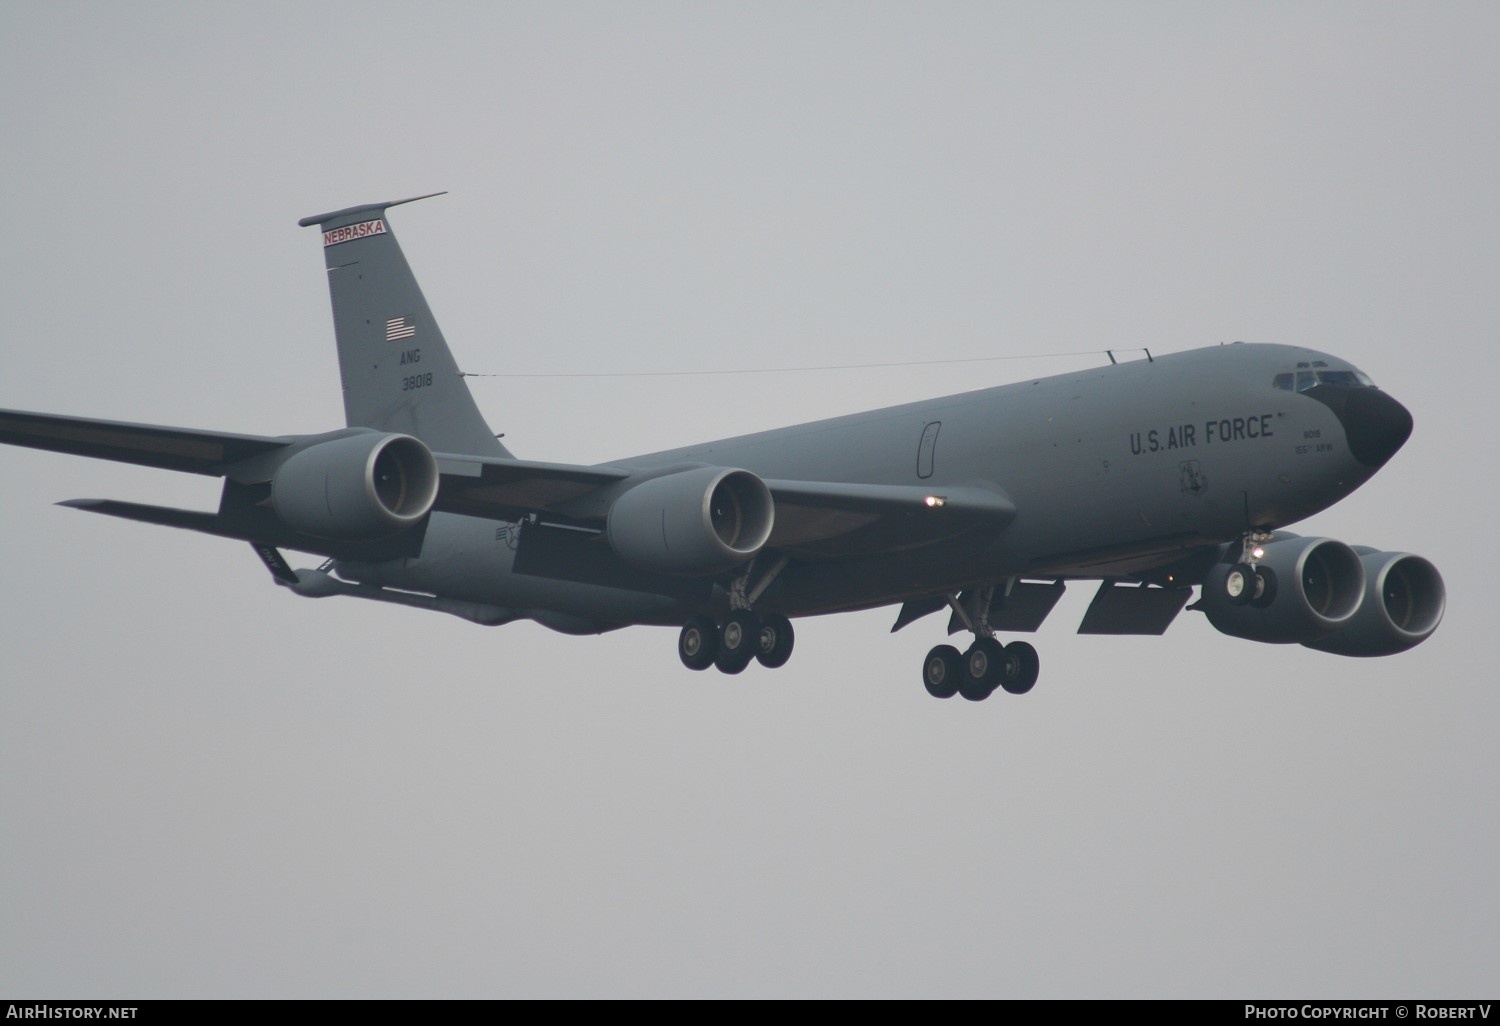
2;1;1496;999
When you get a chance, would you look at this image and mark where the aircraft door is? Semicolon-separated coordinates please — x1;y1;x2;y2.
917;421;941;479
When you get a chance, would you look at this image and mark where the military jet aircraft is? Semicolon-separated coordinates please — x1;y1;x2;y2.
0;194;1445;701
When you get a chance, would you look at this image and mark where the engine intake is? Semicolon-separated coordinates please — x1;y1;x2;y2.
272;432;439;540
1303;550;1445;656
607;466;774;576
1201;536;1365;644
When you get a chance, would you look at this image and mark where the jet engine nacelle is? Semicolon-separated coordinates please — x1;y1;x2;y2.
1302;550;1445;656
271;432;439;540
1201;535;1366;644
606;466;774;576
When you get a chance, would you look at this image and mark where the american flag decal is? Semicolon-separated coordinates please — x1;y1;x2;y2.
385;316;416;341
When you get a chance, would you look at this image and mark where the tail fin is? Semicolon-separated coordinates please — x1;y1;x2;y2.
299;193;511;457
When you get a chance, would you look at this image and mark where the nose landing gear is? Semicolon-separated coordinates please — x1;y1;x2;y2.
1224;532;1279;609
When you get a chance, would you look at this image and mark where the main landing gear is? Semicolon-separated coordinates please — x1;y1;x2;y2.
921;585;1041;702
678;611;796;674
677;557;794;675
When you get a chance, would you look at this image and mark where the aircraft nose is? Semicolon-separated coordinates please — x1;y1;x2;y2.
1307;385;1413;468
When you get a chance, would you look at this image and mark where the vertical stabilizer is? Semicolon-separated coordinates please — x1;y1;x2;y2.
299;194;511;457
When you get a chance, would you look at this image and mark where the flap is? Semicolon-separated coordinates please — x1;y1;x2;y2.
432;454;630;520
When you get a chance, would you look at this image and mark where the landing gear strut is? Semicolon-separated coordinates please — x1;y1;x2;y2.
921;585;1041;701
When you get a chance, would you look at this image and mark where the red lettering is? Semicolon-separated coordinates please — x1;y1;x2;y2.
322;219;386;247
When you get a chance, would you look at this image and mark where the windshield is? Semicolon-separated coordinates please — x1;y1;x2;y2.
1273;361;1375;392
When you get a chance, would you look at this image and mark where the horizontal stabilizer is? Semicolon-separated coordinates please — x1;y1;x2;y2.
60;496;425;562
60;497;225;532
297;192;447;228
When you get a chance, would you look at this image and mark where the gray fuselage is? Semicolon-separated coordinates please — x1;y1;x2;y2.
350;342;1401;632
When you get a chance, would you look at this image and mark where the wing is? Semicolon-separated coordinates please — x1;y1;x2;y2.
0;408;289;474
3;409;1016;562
761;479;1015;556
433;452;1015;558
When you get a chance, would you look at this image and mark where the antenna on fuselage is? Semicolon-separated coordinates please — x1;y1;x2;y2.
1105;348;1152;365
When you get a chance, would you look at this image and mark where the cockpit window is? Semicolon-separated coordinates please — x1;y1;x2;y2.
1273;367;1376;391
1316;369;1374;387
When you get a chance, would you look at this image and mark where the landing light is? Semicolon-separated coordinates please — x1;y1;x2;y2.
925;495;946;508
1252;545;1266;560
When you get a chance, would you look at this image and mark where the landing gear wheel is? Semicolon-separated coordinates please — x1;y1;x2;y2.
1225;562;1257;605
754;614;795;668
1250;565;1278;609
960;637;1004;702
998;641;1040;695
922;644;963;699
678;616;719;671
714;611;759;674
